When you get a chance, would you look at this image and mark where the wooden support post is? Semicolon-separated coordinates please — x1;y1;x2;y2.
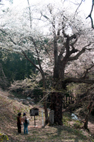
41;110;44;127
34;116;36;126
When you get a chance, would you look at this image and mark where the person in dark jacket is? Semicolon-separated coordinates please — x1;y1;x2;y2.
17;112;22;133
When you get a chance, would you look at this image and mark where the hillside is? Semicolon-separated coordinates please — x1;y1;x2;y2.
0;89;94;142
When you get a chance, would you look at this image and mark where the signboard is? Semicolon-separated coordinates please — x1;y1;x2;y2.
30;107;39;116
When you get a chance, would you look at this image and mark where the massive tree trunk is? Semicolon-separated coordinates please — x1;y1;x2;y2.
41;73;48;125
51;19;66;125
50;62;65;125
50;92;63;125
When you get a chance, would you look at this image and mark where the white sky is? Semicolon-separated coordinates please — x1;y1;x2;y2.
0;0;94;33
2;0;93;18
1;0;92;15
1;0;93;18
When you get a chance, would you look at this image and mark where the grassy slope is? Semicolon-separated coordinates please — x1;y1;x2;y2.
0;89;93;142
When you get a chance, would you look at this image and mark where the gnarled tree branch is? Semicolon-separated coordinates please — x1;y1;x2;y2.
68;43;92;61
82;63;94;79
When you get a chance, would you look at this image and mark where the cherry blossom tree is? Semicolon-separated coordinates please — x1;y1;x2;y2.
0;0;94;125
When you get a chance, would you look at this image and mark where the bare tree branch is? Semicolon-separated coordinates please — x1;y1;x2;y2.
9;37;16;45
68;43;92;61
22;50;40;72
75;0;84;14
86;0;94;29
65;77;94;84
29;36;45;80
0;29;17;45
0;29;8;35
82;63;94;79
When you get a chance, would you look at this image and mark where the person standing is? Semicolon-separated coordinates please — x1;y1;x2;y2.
17;112;22;133
23;113;29;134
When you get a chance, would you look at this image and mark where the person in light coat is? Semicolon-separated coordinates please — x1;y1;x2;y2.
23;113;29;134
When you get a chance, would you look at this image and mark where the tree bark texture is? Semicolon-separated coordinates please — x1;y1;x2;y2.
44;98;48;125
50;92;62;125
83;113;89;132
